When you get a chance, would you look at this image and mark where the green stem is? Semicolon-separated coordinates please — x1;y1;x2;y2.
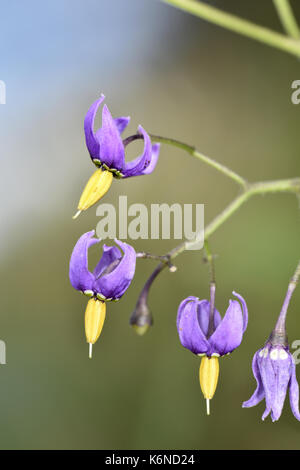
163;0;300;57
138;134;300;299
273;259;300;339
273;0;300;39
150;134;247;188
185;177;300;251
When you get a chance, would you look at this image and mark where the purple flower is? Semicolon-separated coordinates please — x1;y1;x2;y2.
243;265;300;422
69;230;136;302
177;289;248;414
242;343;300;422
177;291;248;357
84;95;160;178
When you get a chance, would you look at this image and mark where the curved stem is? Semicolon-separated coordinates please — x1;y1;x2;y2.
163;0;300;57
137;251;177;271
274;260;300;335
135;131;300;308
139;176;300;300
150;135;247;188
273;0;300;39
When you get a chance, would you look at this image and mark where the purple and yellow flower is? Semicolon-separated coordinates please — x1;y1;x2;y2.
69;230;136;357
243;268;300;422
177;290;248;414
73;95;160;218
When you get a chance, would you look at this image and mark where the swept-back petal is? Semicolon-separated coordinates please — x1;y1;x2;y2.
94;240;136;299
98;104;125;170
122;126;152;178
93;244;122;279
114;116;130;134
84;95;105;159
177;298;210;355
232;291;248;332
176;296;198;331
242;351;265;408
140;143;160;175
209;299;244;355
289;360;300;421
69;231;99;292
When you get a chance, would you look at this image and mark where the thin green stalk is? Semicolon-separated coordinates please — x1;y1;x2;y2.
138;135;300;298
273;0;300;39
150;135;247;188
163;0;300;57
185;177;300;251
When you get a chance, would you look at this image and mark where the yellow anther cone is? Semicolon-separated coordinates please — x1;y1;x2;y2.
199;356;219;415
84;298;106;358
73;169;113;218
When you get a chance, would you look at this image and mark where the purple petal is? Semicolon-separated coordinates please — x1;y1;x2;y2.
289;360;300;421
84;95;105;160
242;351;265;408
232;291;248;332
123;143;160;177
122;125;152;178
258;352;275;421
93;245;122;279
114;116;130;134
94;240;136;299
98;104;125;170
140;143;160;175
177;298;210;355
270;353;291;422
197;300;222;337
176;296;198;332
69;231;99;293
209;299;244;355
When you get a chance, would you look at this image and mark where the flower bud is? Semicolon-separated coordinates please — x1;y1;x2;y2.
130;300;153;336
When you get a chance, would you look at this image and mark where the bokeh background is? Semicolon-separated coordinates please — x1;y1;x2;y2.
1;0;300;450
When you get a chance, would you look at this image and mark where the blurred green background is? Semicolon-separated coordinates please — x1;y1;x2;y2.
1;0;300;450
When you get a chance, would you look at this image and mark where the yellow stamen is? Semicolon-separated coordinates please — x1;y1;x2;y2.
73;169;113;218
84;298;106;358
199;356;219;415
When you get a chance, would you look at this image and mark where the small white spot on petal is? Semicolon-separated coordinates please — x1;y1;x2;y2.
212;353;220;357
198;353;206;357
270;349;278;360
259;349;265;358
84;290;94;297
279;349;288;360
96;293;106;301
263;349;268;358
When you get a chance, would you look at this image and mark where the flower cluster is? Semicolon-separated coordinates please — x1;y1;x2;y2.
68;96;300;423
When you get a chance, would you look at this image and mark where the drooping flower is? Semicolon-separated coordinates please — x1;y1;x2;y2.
69;230;136;357
73;95;160;218
242;343;300;422
177;288;248;414
243;265;300;422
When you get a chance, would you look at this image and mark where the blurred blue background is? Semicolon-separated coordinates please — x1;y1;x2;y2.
1;0;300;449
